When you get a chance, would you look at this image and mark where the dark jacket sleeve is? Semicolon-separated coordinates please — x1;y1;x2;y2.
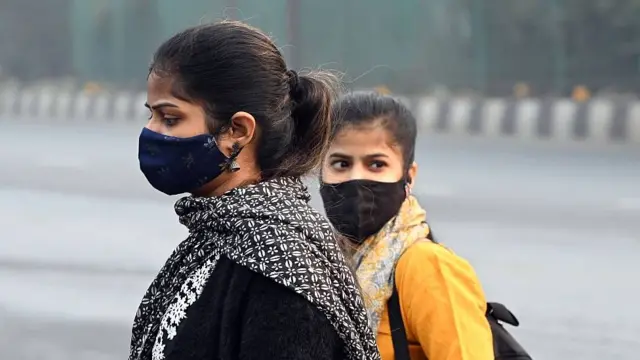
239;273;345;360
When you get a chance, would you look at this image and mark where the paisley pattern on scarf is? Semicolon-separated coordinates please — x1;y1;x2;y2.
352;195;432;333
128;176;381;360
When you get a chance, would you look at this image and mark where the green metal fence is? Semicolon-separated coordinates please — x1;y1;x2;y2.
3;0;640;96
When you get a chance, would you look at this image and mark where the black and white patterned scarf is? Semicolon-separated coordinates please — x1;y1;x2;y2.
128;176;381;360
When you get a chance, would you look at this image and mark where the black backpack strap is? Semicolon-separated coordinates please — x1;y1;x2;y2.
388;282;411;360
486;302;520;327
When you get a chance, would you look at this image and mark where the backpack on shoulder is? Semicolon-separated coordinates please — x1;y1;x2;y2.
388;283;532;360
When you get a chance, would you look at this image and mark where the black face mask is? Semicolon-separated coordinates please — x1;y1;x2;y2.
320;179;407;245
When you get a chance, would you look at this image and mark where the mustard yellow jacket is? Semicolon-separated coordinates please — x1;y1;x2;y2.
377;241;494;360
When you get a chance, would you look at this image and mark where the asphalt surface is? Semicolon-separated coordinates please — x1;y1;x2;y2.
1;121;639;359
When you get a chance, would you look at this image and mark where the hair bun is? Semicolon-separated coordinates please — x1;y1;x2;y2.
286;70;303;100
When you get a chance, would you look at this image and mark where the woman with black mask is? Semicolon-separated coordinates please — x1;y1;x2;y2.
320;92;493;360
129;22;380;360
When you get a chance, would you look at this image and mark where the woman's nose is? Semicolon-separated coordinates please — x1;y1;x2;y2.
145;119;161;133
347;166;366;181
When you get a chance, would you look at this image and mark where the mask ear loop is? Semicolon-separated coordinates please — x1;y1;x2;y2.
403;171;413;197
317;169;325;188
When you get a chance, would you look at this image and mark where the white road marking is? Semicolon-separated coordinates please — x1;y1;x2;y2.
615;197;640;211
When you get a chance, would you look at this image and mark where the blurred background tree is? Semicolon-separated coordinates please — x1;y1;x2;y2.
2;0;640;96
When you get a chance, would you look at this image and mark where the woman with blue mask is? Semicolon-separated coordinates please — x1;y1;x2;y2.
129;22;380;360
319;92;494;360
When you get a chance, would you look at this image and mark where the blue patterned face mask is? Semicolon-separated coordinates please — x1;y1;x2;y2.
138;128;231;195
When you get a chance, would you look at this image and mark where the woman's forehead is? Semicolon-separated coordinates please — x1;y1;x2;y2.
329;125;402;157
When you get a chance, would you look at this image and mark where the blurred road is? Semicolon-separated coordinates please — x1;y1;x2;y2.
1;121;639;359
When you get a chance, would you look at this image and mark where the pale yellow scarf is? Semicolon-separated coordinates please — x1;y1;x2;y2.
352;195;431;332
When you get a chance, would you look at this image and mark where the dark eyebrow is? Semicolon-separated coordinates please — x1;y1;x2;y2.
144;102;179;110
365;153;390;159
329;152;391;160
328;152;353;159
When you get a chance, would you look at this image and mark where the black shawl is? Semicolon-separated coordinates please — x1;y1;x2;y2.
128;176;380;360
